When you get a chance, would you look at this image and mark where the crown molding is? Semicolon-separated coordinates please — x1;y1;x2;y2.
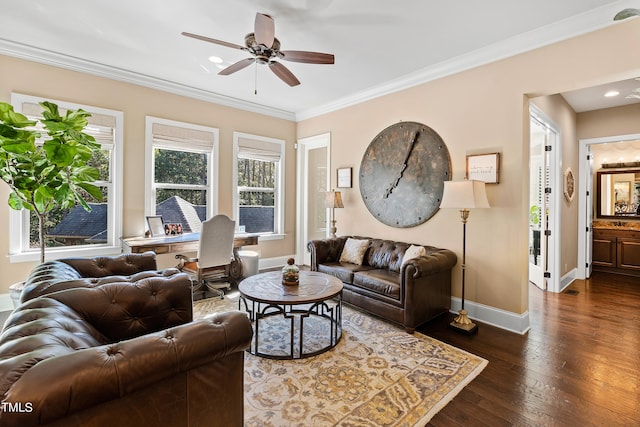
0;39;296;121
295;0;633;121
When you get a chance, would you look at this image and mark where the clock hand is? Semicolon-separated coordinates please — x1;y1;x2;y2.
384;131;420;198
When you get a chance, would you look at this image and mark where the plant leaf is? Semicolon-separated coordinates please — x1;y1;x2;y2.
77;182;104;201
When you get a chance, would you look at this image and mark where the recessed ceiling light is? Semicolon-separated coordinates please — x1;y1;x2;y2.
605;90;620;97
208;56;223;64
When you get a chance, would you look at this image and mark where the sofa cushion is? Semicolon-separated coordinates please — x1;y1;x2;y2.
318;262;372;284
339;238;370;265
402;244;427;268
367;239;410;272
353;269;401;299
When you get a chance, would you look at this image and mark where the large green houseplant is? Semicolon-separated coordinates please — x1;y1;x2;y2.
0;101;103;263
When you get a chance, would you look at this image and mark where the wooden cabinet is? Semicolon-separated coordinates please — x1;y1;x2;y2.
593;228;640;276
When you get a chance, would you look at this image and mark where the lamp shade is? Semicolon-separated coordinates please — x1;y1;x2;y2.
440;180;490;209
325;190;344;209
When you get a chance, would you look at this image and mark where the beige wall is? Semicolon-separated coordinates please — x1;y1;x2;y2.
577;103;640;140
0;55;297;292
297;19;640;315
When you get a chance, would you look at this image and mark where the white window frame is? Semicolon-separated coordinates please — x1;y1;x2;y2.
145;116;219;221
8;93;124;262
232;132;285;240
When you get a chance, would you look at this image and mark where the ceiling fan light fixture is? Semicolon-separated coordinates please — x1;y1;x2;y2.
604;90;620;97
183;12;334;88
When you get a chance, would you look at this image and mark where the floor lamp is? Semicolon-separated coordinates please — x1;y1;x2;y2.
440;180;490;334
325;189;344;238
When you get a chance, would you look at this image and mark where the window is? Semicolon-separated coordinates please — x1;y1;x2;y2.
145;117;218;233
9;93;123;262
233;132;285;238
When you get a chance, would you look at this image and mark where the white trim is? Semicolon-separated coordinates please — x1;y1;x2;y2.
258;255;294;271
451;297;531;335
0;1;631;122
296;1;633;121
296;133;331;265
232;132;285;237
0;38;295;121
8;93;124;262
561;268;578;291
145;116;219;221
529;104;562;293
577;133;640;279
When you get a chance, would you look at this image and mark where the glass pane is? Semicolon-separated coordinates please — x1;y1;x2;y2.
30;187;109;249
154;149;208;185
87;148;111;181
238;190;274;207
237;158;275;189
238;205;275;233
155;190;207;232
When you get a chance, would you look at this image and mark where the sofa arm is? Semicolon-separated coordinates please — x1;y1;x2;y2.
1;311;253;427
403;248;457;279
307;236;348;270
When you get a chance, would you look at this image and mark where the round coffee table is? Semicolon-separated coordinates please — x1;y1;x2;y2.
238;271;343;359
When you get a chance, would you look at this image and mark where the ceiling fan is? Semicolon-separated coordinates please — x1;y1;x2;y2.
182;12;335;87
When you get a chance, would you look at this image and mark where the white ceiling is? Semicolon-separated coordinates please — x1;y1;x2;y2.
0;0;638;120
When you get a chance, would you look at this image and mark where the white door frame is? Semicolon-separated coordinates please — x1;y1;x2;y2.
296;133;331;265
529;105;561;293
577;133;640;279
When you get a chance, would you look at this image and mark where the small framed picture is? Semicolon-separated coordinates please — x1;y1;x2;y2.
337;167;352;188
146;215;165;237
466;153;500;184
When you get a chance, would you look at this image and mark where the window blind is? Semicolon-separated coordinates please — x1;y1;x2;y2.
237;136;282;162
152;123;215;151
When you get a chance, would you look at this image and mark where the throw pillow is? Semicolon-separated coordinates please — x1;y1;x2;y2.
339;238;370;265
401;244;427;268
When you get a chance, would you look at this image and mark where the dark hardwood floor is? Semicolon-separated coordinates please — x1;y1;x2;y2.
419;271;640;427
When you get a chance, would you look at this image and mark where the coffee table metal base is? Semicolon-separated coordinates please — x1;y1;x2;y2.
239;296;342;359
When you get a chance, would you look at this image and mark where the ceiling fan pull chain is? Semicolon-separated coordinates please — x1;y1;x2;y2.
254;61;258;95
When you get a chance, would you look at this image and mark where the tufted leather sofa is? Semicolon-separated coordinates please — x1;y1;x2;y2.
308;236;457;333
0;252;253;427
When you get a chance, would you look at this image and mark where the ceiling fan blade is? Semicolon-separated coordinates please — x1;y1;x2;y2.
269;61;300;87
181;32;245;50
254;13;275;47
279;50;335;64
219;58;256;75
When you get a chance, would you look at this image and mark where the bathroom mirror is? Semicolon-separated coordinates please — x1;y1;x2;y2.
597;170;640;218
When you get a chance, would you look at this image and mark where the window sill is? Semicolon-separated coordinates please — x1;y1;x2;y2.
255;233;285;242
9;245;123;263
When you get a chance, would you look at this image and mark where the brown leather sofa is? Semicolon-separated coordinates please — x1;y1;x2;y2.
0;252;252;427
307;236;457;333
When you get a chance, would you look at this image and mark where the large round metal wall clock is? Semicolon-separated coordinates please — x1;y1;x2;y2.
359;121;451;228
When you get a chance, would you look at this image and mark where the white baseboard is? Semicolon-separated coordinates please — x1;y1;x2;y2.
560;268;578;292
451;297;530;335
258;255;293;271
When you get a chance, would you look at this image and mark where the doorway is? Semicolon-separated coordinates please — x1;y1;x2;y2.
296;133;330;266
529;106;560;291
577;133;640;279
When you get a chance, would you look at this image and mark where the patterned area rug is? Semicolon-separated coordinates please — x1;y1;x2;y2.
194;293;487;427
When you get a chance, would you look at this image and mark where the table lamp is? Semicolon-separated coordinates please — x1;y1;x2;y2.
439;179;490;334
325;189;344;238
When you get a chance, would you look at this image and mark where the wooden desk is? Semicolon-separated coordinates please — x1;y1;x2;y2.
121;233;258;255
121;233;259;280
